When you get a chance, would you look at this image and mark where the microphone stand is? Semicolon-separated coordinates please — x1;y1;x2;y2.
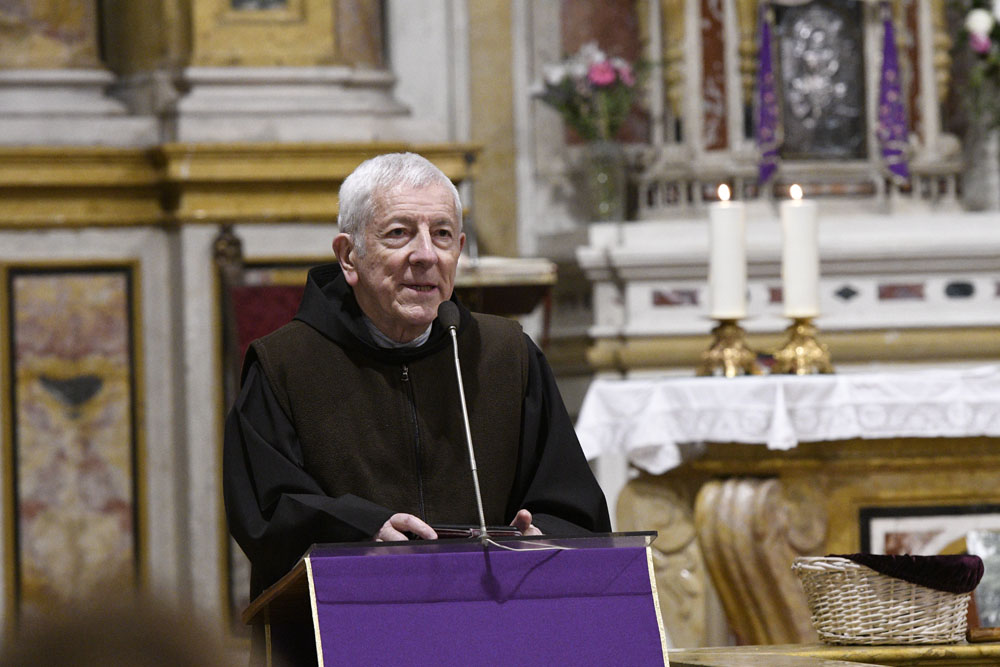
445;324;490;544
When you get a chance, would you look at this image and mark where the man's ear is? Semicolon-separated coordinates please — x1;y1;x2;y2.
332;233;360;286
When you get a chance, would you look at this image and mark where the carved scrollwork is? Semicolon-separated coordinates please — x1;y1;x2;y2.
695;477;827;645
617;475;710;648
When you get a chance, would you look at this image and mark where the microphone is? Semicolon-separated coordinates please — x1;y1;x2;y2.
437;301;489;542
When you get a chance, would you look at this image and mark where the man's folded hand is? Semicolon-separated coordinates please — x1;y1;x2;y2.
375;513;438;541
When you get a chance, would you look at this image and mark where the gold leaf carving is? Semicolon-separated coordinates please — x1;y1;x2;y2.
696;477;825;645
618;476;709;648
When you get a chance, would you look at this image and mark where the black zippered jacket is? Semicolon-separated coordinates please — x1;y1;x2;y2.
223;262;611;599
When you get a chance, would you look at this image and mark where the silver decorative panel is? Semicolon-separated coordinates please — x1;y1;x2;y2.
776;0;867;160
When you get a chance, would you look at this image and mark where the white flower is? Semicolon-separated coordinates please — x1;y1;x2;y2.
577;42;606;65
567;60;588;81
543;64;567;86
966;8;995;38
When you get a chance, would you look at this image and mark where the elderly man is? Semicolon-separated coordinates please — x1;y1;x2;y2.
223;152;610;605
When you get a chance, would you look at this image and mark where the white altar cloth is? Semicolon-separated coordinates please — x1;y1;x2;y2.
576;366;1000;475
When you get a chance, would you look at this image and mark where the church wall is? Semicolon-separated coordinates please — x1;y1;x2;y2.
0;0;998;654
0;226;182;624
0;0;481;650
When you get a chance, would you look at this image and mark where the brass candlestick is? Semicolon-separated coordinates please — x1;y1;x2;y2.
772;317;834;375
697;319;763;377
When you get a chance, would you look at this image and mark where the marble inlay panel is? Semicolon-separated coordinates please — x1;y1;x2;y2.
653;289;699;307
905;1;922;139
701;0;728;150
878;282;925;300
10;268;136;621
0;0;100;68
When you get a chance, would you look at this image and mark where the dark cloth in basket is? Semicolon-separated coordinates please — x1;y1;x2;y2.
831;553;984;594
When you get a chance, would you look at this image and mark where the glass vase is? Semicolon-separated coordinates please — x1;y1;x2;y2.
582;140;627;222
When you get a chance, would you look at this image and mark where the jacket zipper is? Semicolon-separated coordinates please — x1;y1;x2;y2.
401;364;427;519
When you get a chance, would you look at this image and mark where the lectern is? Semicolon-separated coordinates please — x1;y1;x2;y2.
243;532;667;666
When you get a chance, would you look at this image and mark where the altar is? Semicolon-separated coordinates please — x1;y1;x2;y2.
576;367;1000;648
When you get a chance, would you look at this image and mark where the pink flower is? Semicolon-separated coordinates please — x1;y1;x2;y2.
612;58;635;86
587;61;617;87
970;32;992;55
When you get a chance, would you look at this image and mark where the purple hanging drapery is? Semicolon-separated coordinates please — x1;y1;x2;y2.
756;3;780;185
877;1;910;183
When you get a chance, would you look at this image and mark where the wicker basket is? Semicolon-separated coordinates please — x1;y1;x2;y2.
792;556;971;645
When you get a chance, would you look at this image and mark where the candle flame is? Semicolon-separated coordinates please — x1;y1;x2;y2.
790;184;803;201
717;184;731;202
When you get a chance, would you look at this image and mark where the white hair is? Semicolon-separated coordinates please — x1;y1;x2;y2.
337;152;462;257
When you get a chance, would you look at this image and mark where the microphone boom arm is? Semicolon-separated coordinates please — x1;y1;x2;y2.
447;327;489;541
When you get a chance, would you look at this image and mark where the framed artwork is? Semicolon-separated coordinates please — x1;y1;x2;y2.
860;504;1000;555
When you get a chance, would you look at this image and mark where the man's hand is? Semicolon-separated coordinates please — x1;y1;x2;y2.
375;513;438;541
511;509;543;536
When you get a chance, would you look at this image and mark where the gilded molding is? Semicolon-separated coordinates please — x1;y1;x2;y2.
0;147;161;228
190;0;336;67
671;642;1000;664
630;436;1000;648
931;0;951;103
587;327;1000;372
0;266;13;633
661;0;686;117
0;143;478;228
160;143;478;224
735;0;759;105
694;478;821;645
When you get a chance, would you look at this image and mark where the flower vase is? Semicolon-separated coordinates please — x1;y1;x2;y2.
964;123;1000;211
582;140;627;222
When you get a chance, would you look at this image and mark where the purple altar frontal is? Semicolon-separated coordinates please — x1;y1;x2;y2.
304;534;667;666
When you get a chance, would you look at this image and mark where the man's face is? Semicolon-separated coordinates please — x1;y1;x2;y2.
339;182;465;343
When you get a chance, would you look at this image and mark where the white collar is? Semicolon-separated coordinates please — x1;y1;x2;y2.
363;316;432;349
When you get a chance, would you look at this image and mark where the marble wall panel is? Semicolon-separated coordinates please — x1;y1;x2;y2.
701;0;728;150
7;267;137;622
905;1;922;140
0;0;100;68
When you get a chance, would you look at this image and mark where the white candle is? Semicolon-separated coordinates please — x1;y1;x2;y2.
780;184;820;318
708;184;747;319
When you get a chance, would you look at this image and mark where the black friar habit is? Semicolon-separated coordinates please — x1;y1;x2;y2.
223;262;611;607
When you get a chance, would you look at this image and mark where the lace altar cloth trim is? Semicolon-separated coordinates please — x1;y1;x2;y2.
576;366;1000;474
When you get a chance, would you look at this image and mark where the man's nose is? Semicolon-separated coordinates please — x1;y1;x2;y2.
409;228;438;264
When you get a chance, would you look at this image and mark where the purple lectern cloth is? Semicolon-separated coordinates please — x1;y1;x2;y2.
307;543;664;666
